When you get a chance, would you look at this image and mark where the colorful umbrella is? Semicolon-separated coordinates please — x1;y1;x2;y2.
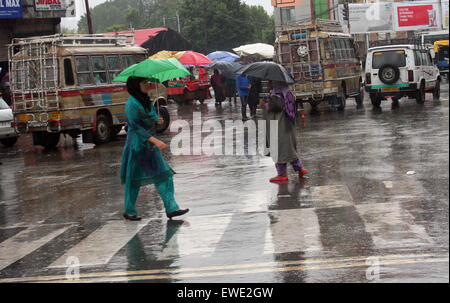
113;58;190;83
175;51;213;66
149;50;179;60
207;51;240;63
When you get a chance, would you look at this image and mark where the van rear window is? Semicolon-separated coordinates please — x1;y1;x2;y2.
372;50;406;69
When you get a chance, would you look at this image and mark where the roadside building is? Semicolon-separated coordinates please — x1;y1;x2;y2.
0;0;75;77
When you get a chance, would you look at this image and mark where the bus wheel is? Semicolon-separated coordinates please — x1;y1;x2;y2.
156;107;170;134
93;114;111;145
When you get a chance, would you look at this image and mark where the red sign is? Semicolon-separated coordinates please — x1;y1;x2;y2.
397;4;437;28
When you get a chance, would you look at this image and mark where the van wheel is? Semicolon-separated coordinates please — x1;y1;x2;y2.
416;82;426;104
433;79;440;100
156;106;170;134
370;94;381;107
93;114;111;145
337;87;346;111
0;137;18;147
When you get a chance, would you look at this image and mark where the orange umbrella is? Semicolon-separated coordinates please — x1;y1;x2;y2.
176;51;213;66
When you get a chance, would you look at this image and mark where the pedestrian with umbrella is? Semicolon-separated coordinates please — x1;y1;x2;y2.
115;59;190;220
211;69;226;105
240;62;308;182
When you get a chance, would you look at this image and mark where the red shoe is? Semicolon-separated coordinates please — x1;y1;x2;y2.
299;169;308;178
270;176;289;183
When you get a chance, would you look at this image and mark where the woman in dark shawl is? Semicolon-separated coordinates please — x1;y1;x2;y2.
211;69;226;104
262;81;308;182
248;76;261;118
121;76;189;220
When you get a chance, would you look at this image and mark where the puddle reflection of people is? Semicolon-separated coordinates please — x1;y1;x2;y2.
262;81;308;183
121;77;189;221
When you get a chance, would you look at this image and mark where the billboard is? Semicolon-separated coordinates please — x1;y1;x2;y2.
347;2;394;34
394;1;441;31
442;1;449;29
35;0;68;11
0;0;23;19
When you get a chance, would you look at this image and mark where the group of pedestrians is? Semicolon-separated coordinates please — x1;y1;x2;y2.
120;71;307;221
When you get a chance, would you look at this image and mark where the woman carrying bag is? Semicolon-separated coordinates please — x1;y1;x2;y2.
121;77;189;220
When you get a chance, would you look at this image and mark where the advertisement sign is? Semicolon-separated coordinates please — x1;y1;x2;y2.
442;1;449;29
394;1;441;31
347;2;394;34
35;0;67;11
0;0;23;19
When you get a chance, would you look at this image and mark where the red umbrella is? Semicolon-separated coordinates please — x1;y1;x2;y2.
176;51;213;66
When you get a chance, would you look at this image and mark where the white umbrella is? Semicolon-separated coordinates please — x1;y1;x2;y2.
233;43;275;59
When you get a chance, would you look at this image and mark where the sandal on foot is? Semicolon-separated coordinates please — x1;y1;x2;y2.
167;208;189;219
270;176;289;183
123;213;142;221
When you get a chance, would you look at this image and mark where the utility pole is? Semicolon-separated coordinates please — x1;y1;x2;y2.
176;11;181;33
203;0;208;53
84;0;93;34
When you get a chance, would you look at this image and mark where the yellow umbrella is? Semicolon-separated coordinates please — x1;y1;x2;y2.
149;50;179;60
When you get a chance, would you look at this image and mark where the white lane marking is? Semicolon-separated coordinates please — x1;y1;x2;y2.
310;185;354;208
356;202;434;250
157;214;232;261
48;219;151;268
265;208;323;254
0;225;71;271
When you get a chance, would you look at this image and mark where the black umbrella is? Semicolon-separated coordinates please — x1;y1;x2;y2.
238;61;295;84
210;61;243;79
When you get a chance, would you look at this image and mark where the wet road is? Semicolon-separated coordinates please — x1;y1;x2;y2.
0;85;448;283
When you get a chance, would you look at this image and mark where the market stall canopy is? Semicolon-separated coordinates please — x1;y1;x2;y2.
112;58;190;83
233;43;275;59
207;51;240;63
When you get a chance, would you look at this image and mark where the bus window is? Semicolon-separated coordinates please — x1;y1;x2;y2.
338;40;347;60
75;56;94;86
107;56;121;82
92;56;107;84
344;40;353;59
122;55;135;69
64;58;75;86
332;40;341;60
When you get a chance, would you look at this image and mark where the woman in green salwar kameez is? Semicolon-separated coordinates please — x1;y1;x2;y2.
121;77;189;220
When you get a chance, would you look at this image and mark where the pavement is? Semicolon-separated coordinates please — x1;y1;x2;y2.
0;84;448;283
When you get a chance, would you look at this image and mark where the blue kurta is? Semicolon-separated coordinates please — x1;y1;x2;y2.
120;96;175;188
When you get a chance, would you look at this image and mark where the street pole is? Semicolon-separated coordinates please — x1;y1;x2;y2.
84;0;93;34
203;0;208;52
176;12;181;33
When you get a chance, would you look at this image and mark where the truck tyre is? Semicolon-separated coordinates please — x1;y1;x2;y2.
416;82;426;104
355;80;364;108
433;79;440;100
93;114;111;145
156;106;170;134
0;137;18;147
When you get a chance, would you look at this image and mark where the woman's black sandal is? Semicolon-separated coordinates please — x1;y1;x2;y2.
123;213;142;221
167;209;189;219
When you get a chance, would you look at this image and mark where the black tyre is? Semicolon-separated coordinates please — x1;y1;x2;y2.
355;80;364;108
433;79;441;100
156;106;170;134
93;114;111;145
370;94;381;107
379;64;400;84
337;86;346;111
416;82;426;104
0;137;18;147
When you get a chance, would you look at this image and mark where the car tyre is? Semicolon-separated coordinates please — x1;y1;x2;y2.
0;137;18;147
415;82;426;104
433;79;440;100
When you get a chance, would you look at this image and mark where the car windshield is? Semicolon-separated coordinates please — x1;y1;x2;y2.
372;50;406;69
0;98;10;109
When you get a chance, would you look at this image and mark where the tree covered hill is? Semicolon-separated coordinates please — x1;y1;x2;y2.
77;0;274;53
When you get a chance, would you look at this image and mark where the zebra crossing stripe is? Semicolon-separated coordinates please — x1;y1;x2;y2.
48;219;152;268
0;225;71;271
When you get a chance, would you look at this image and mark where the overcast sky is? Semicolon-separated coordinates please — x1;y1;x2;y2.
61;0;274;30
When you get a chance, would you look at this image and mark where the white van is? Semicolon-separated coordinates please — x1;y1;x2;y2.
365;44;441;108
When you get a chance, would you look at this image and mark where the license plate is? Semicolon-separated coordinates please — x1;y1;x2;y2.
382;87;399;92
0;121;11;127
29;121;47;127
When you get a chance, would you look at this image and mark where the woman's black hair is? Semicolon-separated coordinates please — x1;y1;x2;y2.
126;76;151;112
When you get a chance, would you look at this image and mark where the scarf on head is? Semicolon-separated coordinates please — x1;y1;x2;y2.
269;81;296;124
126;76;152;112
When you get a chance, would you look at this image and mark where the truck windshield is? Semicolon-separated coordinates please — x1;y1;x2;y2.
372;50;406;69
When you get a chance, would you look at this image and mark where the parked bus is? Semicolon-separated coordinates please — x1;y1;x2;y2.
8;34;170;149
274;20;363;111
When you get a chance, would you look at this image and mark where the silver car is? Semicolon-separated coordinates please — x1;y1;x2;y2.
0;97;18;147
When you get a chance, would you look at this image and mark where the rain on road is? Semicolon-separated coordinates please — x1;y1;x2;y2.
0;85;448;283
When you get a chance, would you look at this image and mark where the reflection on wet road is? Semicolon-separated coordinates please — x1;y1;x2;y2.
0;86;448;282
